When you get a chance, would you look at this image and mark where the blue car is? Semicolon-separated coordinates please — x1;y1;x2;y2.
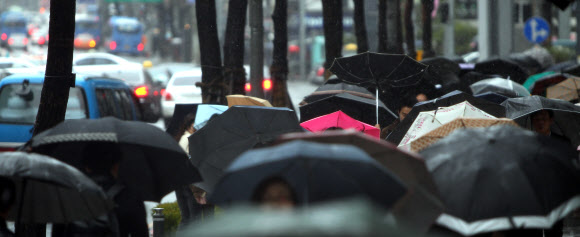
0;74;142;151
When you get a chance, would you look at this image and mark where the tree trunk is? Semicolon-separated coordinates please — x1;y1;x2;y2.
386;0;403;53
270;0;294;109
195;0;226;104
223;0;248;95
353;0;368;53
421;0;435;58
404;0;416;58
33;0;75;136
378;0;387;53
322;0;343;78
541;1;552;47
249;0;264;98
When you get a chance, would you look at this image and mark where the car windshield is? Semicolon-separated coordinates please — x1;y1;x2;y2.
76;21;99;30
116;24;140;34
0;83;87;124
172;76;201;86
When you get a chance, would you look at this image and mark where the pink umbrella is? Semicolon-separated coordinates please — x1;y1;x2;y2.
300;111;380;139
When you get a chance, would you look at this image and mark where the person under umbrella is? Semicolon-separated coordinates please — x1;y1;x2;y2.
421;125;580;236
530;110;571;145
381;96;419;139
209;141;407;210
252;176;298;210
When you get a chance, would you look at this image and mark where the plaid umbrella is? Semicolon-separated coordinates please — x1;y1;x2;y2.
546;77;580;102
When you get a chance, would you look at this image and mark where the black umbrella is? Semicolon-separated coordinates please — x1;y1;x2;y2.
165;103;199;138
419;57;469;97
329;52;428;124
546;60;576;73
470;77;530;98
563;64;580;77
209;141;407;209
0;152;112;224
501;95;580;147
460;71;500;89
474;58;529;84
299;93;397;128
386;90;506;145
29;117;201;202
301;78;375;105
420;57;460;75
474;92;510;104
420;125;580;236
188;106;304;193
508;53;544;75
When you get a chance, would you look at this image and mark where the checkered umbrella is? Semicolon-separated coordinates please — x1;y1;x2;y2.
546;77;580;102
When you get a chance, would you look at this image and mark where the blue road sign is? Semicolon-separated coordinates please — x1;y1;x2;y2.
524;17;550;44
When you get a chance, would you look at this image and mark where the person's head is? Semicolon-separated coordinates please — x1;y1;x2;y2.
82;143;122;178
252;177;297;209
190;185;207;205
399;97;418;122
175;112;196;141
416;93;428;102
0;177;15;217
531;110;554;136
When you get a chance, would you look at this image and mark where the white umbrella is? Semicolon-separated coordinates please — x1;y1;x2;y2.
398;101;496;151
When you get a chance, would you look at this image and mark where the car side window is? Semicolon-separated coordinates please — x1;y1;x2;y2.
94;58;116;65
118;89;135;120
0;63;13;69
95;88;121;118
75;58;95;66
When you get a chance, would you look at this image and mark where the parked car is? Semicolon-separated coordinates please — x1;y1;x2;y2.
0;74;142;151
0;57;43;78
161;68;203;125
72;53;162;122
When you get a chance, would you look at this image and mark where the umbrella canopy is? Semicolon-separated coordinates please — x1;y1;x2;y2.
276;131;443;233
546;60;576;72
460;71;500;88
420;125;580;236
470;77;530;98
300;111;380;139
328;52;428;90
0;152;112;223
193;104;228;130
546;77;580;102
209;141;407;209
189;106;304;193
398;101;497;151
522;71;556;91
165;103;200;137
299;93;397;128
474;58;529;84
184;199;406;237
404;118;519;152
501;96;580;147
510;51;549;74
30;117;202;202
474;92;510;104
421;57;468;95
564;63;580;77
386;90;506;145
227;95;273;107
420;57;461;75
300;78;375;105
528;73;570;96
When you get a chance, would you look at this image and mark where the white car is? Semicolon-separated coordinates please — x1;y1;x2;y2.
7;33;28;50
161;69;203;122
73;52;130;66
0;57;44;77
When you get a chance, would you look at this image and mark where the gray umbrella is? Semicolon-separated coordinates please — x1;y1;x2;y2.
470;77;531;98
0;152;112;223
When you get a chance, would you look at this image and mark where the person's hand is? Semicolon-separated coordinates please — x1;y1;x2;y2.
374;124;380;129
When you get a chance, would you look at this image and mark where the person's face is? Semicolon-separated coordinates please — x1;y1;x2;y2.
416;93;427;102
531;110;553;135
399;106;412;121
260;182;295;209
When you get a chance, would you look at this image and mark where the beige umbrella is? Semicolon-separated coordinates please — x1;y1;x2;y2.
547;77;580;102
226;94;273;107
407;118;519;152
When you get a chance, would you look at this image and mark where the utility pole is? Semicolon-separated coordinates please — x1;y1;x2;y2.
558;5;571;40
444;0;455;57
299;0;306;81
249;0;264;98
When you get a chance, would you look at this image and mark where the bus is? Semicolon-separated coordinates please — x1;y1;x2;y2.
75;14;102;49
108;16;145;56
0;12;28;49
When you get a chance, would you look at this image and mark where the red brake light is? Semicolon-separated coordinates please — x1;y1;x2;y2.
7;38;14;45
263;78;272;91
1;33;6;41
164;92;173;101
137;43;144;52
22;38;28;45
38;36;45;45
134;86;148;98
154;90;158;96
317;67;325;77
245;83;251;92
109;41;117;50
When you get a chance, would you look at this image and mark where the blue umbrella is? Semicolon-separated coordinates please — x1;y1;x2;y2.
209;141;407;209
194;105;228;130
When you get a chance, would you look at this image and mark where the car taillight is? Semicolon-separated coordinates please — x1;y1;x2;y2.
134;86;148;98
317;67;325;77
38;36;45;45
164;92;172;101
89;40;96;48
137;43;144;52
0;147;16;152
154;90;158;96
263;78;272;91
22;38;28;45
7;38;14;45
245;83;251;92
109;41;117;50
74;38;81;47
1;33;6;41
